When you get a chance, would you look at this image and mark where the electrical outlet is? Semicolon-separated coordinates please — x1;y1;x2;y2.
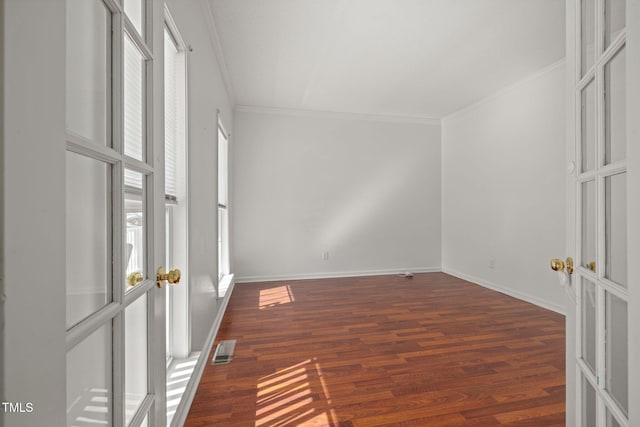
322;251;329;261
489;259;495;269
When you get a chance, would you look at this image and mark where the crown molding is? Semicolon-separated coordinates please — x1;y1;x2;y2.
235;105;441;126
201;0;236;105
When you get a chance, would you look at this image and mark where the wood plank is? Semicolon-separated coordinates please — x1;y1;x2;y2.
186;272;565;426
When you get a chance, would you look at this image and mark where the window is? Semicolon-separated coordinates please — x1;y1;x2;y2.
163;19;188;365
164;25;179;363
218;124;230;284
164;13;192;424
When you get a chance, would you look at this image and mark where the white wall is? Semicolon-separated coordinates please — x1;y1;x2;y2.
442;62;567;314
164;0;233;351
2;0;67;425
232;109;441;281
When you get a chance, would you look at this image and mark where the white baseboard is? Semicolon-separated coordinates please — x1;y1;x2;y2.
235;267;442;283
442;268;566;315
170;274;236;427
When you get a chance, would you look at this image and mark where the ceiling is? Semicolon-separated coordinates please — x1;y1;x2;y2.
207;0;565;119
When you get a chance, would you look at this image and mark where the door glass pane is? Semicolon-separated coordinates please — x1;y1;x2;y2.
606;409;622;427
66;0;111;145
125;293;148;425
581;279;597;373
605;292;628;416
67;323;112;426
581;80;596;172
582;375;597;427
125;170;145;288
166;208;173;360
605;173;627;287
605;47;626;165
166;282;172;360
581;0;595;76
124;35;145;161
66;152;111;328
124;0;144;38
581;180;596;270
605;0;625;48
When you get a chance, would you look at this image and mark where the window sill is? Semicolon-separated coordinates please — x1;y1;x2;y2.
218;273;234;299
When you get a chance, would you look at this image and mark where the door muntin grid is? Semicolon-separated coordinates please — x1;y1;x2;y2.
575;0;628;425
65;0;157;426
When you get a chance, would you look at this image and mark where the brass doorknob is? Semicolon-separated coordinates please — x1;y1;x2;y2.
550;257;574;275
157;267;181;288
551;258;565;271
127;271;143;287
587;261;596;272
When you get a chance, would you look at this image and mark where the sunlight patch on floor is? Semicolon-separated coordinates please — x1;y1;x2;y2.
166;353;199;426
259;285;295;310
255;358;337;427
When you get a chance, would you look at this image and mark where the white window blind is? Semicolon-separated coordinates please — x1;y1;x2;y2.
123;34;144;162
124;33;145;191
164;29;179;202
218;127;228;207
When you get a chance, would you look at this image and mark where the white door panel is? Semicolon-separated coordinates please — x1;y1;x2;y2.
2;0;166;425
64;0;166;425
566;0;637;425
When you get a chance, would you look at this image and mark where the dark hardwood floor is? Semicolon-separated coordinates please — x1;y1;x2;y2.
186;272;565;426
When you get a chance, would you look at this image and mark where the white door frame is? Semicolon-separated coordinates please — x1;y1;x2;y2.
150;0;168;424
625;1;639;424
0;0;5;424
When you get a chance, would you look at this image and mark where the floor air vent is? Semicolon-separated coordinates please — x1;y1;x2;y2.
212;340;236;365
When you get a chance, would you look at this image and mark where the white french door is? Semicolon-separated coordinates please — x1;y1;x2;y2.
65;0;168;426
566;0;638;426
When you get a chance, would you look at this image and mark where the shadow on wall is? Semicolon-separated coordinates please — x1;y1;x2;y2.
317;154;419;249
